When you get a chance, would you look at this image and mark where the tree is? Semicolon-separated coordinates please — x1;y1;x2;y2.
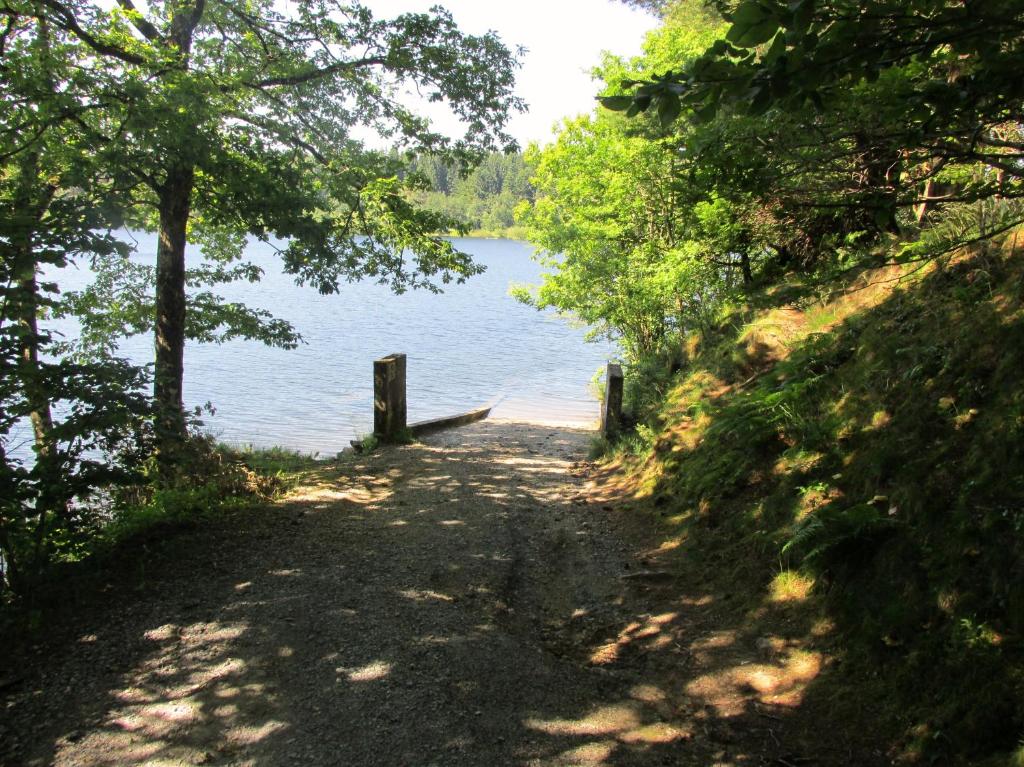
616;0;672;16
21;0;524;465
515;7;738;363
0;8;151;591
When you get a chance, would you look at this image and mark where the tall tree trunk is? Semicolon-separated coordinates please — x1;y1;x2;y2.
739;250;753;285
18;272;65;559
7;9;67;567
153;165;194;469
151;3;201;474
11;119;62;565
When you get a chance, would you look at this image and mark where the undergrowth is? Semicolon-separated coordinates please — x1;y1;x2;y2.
611;236;1024;764
1;436;321;634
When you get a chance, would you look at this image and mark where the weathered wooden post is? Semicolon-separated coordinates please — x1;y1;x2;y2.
374;353;407;441
601;362;624;438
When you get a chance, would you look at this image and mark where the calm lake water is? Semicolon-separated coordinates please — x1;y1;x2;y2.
45;235;616;455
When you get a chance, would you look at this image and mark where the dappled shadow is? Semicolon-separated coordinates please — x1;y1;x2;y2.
591;246;1024;763
3;422;720;766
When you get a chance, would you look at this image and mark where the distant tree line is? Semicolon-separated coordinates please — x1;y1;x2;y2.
403;152;534;236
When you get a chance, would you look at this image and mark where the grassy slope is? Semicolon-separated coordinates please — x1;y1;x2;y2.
609;239;1024;764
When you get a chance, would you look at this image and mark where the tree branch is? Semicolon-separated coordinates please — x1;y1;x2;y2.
229;111;328;164
170;0;205;50
249;56;387;88
115;0;161;42
37;0;146;64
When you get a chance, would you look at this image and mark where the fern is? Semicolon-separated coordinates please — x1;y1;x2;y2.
783;503;898;566
782;514;825;557
899;198;1024;263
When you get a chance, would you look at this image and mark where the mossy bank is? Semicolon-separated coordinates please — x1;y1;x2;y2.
603;236;1024;765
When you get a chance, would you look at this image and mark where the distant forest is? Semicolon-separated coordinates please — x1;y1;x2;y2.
405;152;534;237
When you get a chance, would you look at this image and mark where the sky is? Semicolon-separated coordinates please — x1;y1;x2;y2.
359;0;660;147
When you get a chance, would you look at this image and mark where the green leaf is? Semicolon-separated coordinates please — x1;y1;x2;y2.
599;95;634;112
657;94;682;126
733;21;781;48
765;31;788;63
747;84;773;115
693;101;719;124
728;1;781;48
727;22;752;45
710;39;732;56
792;0;816;31
731;1;769;27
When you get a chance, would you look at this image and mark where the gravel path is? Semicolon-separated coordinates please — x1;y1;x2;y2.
1;421;852;767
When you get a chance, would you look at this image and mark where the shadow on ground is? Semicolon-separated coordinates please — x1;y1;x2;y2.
2;421;875;766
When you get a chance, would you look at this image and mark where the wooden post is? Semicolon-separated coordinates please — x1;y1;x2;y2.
373;353;407;441
601;362;623;438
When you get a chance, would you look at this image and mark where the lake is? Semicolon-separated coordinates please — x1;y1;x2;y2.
45;235;616;456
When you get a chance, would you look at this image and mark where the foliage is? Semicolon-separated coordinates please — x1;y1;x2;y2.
517;115;695;361
0;9;153;595
0;341;153;593
616;0;673;15
9;436;304;610
0;0;525;592
606;0;1024;244
357;433;380;454
527;12;1024;754
515;3;757;373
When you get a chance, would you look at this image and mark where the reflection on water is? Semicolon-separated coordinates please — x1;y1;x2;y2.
46;236;616;454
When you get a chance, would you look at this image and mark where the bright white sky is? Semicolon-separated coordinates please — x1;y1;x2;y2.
361;0;659;147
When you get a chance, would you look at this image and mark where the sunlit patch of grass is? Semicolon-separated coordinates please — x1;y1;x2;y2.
868;409;892;429
666;370;721;413
218;443;328;497
773;449;824;477
737;307;807;365
809;618;835;637
804;304;842;333
792;481;837;522
221;443;323;473
768;570;814;603
1012;744;1024;767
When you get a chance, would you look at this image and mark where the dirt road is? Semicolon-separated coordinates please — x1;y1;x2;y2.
2;421;850;767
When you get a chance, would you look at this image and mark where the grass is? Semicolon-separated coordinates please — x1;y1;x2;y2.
99;441;325;549
462;225;529;240
768;569;815;603
219;443;325;490
607;234;1024;764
